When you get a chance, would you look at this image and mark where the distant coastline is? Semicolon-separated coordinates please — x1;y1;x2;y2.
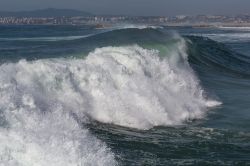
0;9;250;27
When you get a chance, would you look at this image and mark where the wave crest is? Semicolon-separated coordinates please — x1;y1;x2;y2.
84;44;220;129
0;40;221;164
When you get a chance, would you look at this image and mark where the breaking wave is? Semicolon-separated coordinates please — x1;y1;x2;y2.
0;32;222;165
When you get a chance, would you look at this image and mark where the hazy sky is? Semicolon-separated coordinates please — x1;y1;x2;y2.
1;0;250;16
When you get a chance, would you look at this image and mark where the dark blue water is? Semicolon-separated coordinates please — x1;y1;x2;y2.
0;25;250;166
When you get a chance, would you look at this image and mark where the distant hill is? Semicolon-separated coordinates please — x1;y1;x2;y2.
0;8;92;17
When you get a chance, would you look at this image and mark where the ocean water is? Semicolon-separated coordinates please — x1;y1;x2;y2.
0;25;249;166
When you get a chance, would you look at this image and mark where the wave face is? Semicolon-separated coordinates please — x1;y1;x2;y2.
187;36;250;76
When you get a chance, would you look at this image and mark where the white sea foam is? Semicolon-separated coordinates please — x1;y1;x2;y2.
110;24;163;30
0;40;220;165
0;110;116;166
218;26;250;31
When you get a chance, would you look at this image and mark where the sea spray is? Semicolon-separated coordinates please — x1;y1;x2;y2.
0;41;220;164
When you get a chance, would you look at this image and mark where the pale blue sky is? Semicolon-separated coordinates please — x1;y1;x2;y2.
1;0;249;16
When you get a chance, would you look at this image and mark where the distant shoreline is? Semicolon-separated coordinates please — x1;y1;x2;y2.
0;22;250;30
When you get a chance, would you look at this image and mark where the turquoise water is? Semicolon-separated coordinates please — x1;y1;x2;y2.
0;25;249;165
